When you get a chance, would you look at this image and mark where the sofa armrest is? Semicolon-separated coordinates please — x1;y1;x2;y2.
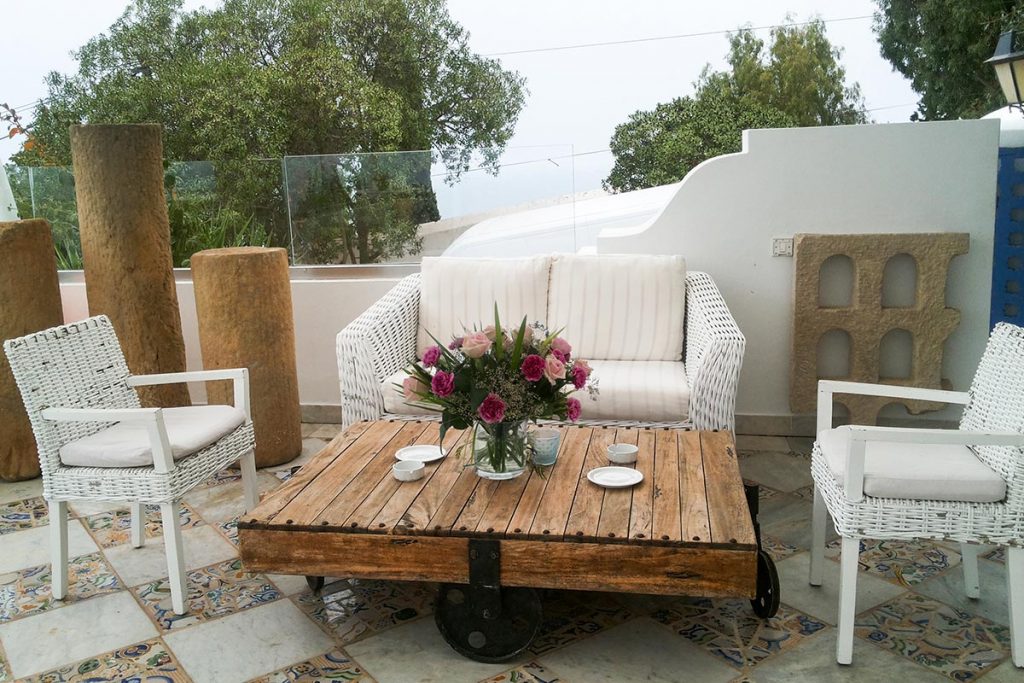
336;274;421;429
684;271;745;431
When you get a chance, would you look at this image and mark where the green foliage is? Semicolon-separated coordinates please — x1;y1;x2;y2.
873;0;1024;121
605;19;866;192
14;0;526;264
3;164;82;267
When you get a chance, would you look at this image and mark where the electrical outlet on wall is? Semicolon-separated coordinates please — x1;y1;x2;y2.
772;237;794;257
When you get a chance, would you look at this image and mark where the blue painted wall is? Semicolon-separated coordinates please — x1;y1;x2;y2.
992;147;1024;328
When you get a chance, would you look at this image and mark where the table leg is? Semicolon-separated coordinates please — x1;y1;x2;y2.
745;482;781;618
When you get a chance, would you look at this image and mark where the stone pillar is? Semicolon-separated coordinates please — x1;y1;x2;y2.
0;219;63;480
191;247;301;467
70;124;190;407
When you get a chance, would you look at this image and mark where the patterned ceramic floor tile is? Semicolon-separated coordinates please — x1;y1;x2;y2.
527;590;633;656
295;579;434;644
0;552;120;623
825;538;961;587
202;467;243;487
651;597;828;669
855;592;1011;680
0;496;48;536
761;535;800;563
133;557;281;631
25;638;187;682
83;503;203;549
984;546;1005;564
247;648;373;682
0;643;8;682
789;484;814;501
479;661;562;683
218;518;240;546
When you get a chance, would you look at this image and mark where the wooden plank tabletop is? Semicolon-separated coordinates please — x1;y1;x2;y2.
239;420;756;550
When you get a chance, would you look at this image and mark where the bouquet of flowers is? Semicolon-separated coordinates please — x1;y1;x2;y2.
402;306;594;478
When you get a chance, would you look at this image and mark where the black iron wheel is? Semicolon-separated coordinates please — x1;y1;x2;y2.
434;583;542;663
750;549;780;618
305;575;325;594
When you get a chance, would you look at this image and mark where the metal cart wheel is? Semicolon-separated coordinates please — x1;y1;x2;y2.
750;549;780;618
435;583;542;663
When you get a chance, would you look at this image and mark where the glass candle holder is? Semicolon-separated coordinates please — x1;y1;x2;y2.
529;427;561;466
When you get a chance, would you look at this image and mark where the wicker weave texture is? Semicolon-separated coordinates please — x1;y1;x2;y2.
336;270;745;431
3;315;256;504
812;323;1024;547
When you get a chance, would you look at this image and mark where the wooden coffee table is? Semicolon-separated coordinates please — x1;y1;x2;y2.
238;420;779;662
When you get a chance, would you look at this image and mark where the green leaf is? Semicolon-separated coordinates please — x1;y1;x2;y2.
492;303;503;361
510;316;527;369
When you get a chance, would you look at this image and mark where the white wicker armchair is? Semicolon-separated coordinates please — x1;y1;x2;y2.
3;315;260;616
337;270;745;431
809;322;1024;668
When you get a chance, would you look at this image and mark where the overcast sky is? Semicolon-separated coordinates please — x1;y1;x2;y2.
1;0;921;210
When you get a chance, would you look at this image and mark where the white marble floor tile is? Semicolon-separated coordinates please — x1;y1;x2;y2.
104;524;236;587
738;451;814;493
345;616;517;683
0;591;156;678
776;552;907;625
749;629;947;682
0;477;43;505
183;473;281;524
68;498;129;518
163;598;334;683
913;556;1010;626
538;617;737;683
268;573;312;597
0;519;97;574
980;658;1024;681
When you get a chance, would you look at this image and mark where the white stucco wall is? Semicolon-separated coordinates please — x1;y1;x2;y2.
58;274;405;413
598;120;1000;422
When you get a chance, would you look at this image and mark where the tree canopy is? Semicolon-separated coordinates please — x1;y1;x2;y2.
13;0;526;264
605;19;866;193
873;1;1024;121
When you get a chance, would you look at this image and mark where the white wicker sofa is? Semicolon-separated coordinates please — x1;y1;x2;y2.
336;254;745;431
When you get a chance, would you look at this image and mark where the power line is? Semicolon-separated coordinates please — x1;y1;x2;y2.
482;15;874;57
431;148;611;177
865;102;917;112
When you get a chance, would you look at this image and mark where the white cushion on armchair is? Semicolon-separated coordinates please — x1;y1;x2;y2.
417;256;552;356
575;360;689;422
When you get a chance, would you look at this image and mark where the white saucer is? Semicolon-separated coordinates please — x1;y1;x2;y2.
587;466;643;488
395;445;446;464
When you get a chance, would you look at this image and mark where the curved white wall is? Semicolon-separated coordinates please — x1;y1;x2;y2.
599;120;1000;427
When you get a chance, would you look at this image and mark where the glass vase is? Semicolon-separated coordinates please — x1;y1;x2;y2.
472;420;529;480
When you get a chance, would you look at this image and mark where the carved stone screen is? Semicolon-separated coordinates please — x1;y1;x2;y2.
790;233;970;425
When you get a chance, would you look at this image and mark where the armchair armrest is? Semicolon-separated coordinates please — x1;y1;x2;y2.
835;424;1024;501
128;368;251;420
684;271;745;431
40;407;176;473
816;380;970;434
337;274;421;429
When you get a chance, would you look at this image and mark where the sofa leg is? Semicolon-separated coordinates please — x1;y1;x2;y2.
49;501;68;601
1008;546;1023;668
810;485;827;587
836;536;860;665
130;502;145;548
961;543;981;600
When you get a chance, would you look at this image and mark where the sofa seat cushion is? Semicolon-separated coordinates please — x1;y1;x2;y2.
578;360;689;423
417;256;552;356
59;405;247;468
547;253;686;361
381;369;439;417
817;428;1007;503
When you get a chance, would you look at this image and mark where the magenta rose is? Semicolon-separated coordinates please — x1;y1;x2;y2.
543;354;566;384
431;370;455;397
477;393;507;424
574;359;592;377
550;348;567;363
520;354;546;382
402;375;428;400
566;397;581;422
550;337;571;359
421;345;442;368
462;331;491;358
572;365;588;389
448;336;463;350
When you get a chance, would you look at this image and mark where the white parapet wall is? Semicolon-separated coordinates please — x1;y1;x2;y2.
598;119;1000;432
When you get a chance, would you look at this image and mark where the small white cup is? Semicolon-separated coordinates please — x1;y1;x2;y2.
393;460;425;482
607;443;639;464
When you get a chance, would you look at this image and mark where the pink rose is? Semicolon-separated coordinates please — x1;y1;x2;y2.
550;337;571;359
431;370;455;397
462;331;491;358
574;359;592;377
402;375;428;400
483;325;499;341
543;354;566;384
520;354;546;382
566;397;581;422
477;393;507;424
521;324;534;344
421;345;442;368
571;365;588;389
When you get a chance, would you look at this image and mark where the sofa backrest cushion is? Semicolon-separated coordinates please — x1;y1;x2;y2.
547;253;686;361
417;256;552;356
